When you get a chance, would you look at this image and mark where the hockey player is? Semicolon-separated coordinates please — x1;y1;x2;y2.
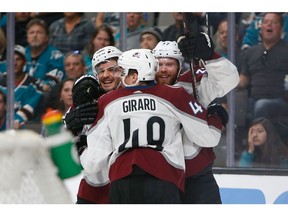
66;37;235;203
152;35;239;203
64;46;122;204
79;48;224;203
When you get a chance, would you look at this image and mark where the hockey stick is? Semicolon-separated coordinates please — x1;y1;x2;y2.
181;13;201;100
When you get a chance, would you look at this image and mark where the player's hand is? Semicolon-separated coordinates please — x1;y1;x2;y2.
207;103;229;127
64;101;98;136
72;75;104;107
177;32;214;61
75;135;87;156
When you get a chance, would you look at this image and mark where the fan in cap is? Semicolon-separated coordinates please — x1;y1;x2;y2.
14;44;26;60
140;27;164;50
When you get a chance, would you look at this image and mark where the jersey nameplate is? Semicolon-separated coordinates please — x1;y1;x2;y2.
122;98;156;113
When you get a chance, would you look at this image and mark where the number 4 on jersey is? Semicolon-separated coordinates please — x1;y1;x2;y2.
189;101;203;114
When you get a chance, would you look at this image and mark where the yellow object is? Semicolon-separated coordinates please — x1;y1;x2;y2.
42;110;62;126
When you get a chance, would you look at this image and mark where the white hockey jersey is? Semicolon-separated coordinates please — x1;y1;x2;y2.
176;56;239;108
81;83;222;191
177;56;239;162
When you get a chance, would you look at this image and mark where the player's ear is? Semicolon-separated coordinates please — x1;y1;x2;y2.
133;72;139;83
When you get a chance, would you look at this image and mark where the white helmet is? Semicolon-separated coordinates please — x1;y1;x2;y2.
152;41;184;71
118;49;159;86
92;46;122;75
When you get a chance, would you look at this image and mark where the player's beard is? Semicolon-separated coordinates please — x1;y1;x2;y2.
155;73;178;85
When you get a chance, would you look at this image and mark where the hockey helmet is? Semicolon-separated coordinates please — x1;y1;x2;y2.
92;46;122;75
152;41;184;72
118;49;159;86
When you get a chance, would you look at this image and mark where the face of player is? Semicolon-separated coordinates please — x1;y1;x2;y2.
64;54;86;79
60;80;74;112
248;123;268;146
27;24;49;48
155;57;179;85
140;33;159;50
96;59;121;92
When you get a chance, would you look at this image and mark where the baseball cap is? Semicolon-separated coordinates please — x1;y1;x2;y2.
140;27;164;42
14;45;26;60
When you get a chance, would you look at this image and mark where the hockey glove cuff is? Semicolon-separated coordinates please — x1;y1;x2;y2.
207;103;229;127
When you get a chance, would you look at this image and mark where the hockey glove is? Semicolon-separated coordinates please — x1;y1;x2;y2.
64;101;98;136
207;103;229;127
177;32;214;61
72;75;104;107
75;135;87;156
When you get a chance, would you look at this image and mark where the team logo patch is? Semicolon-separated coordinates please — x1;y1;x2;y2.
132;52;141;58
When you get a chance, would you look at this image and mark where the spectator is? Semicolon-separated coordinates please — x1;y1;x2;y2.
214;18;241;68
241;13;288;50
45;50;86;111
55;78;74;115
239;117;288;168
49;13;95;54
0;12;32;47
114;12;146;50
25;18;65;93
0;89;6;131
139;27;163;50
0;45;43;128
238;13;288;131
83;25;115;75
63;51;87;79
41;78;75;138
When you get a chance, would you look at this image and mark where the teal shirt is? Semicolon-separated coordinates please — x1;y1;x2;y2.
239;151;254;167
239;150;288;168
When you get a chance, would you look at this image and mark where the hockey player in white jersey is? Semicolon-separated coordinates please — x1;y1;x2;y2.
152;34;239;203
79;49;224;204
64;46;122;204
